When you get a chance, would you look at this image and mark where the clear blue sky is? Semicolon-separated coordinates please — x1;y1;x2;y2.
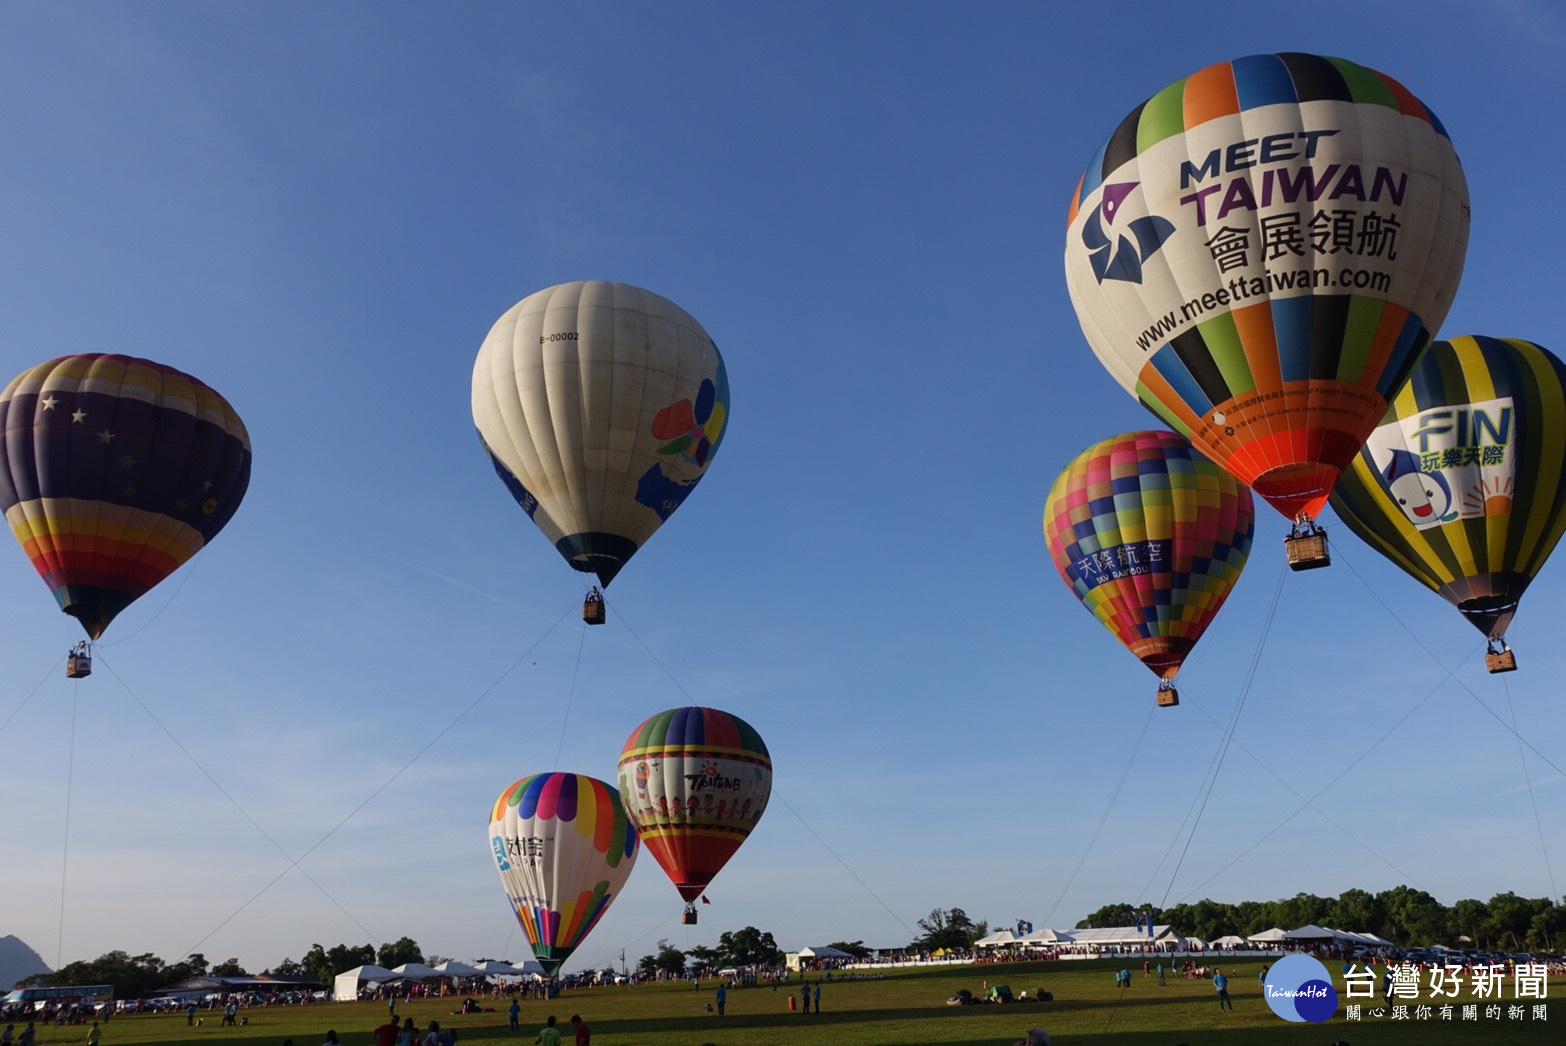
2;1;1562;977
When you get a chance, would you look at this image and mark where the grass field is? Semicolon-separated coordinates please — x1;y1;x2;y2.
26;960;1560;1045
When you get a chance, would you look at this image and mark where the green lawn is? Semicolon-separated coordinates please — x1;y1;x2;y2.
33;960;1560;1045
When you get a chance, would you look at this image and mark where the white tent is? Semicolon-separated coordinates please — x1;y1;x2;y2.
333;964;396;1002
797;946;852;959
433;961;483;978
1282;924;1335;941
1211;935;1247;949
391;962;443;980
974;931;1018;948
1020;927;1071;945
1247;927;1288;944
474;959;546;978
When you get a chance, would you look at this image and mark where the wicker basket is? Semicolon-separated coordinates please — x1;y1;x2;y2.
1285;532;1330;570
1485;648;1517;673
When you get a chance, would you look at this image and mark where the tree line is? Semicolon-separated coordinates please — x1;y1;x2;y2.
1076;888;1565;953
19;937;442;999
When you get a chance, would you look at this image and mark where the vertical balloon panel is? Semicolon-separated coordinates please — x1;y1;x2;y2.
488;772;638;974
1065;53;1469;523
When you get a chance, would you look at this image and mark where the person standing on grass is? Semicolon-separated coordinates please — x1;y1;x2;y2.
534;1015;562;1046
1213;970;1232;1010
569;1014;589;1046
373;1013;400;1046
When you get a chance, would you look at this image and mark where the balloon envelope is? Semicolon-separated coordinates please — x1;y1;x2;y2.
1065;53;1469;522
0;354;251;639
1043;430;1255;680
471;280;729;587
1330;336;1566;640
488;772;639;976
617;707;770;904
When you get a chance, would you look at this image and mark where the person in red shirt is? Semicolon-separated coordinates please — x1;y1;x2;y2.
569;1014;590;1045
372;1016;399;1046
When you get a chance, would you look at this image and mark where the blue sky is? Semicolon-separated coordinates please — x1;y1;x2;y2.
1;2;1563;977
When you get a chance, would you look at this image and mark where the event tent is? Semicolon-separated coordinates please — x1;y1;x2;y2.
1282;924;1335;942
1020;928;1071;945
333;964;396;1001
473;959;546;978
974;931;1018;948
1210;935;1248;949
391;963;443;980
433;961;483;978
1062;925;1186;948
1247;927;1288;944
797;946;852;959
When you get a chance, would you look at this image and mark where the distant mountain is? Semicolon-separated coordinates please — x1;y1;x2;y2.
0;936;51;991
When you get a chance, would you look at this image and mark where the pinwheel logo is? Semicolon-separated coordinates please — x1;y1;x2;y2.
1263;954;1338;1023
1081;181;1176;285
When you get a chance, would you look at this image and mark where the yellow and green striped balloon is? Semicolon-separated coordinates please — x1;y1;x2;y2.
1330;336;1566;644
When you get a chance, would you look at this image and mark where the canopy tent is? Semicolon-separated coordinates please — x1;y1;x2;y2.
332;964;395;1002
1020;927;1071;945
473;959;546;978
390;963;443;980
1246;927;1288;944
974;931;1019;948
1210;935;1248;949
1282;924;1336;941
1061;925;1185;948
797;946;852;959
433;961;483;978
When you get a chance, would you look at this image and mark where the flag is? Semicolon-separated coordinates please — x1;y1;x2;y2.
701;895;711;905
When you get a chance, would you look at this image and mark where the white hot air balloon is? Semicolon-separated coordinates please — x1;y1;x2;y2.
472;281;729;596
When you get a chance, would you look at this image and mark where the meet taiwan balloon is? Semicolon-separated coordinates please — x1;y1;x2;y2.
1064;53;1469;553
1330;336;1566;671
1044;430;1255;706
617;706;770;923
488;772;640;976
471;281;729;593
0;354;251;641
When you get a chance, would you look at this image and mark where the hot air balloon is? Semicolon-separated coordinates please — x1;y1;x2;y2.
1330;336;1566;672
488;772;639;976
0;354;251;668
471;281;729;623
1064;53;1469;568
1043;430;1255;706
617;706;770;924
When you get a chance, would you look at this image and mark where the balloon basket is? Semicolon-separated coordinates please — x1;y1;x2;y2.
1155;683;1179;708
65;642;92;679
682;903;698;925
583;588;606;626
1284;522;1330;571
1485;646;1517;674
